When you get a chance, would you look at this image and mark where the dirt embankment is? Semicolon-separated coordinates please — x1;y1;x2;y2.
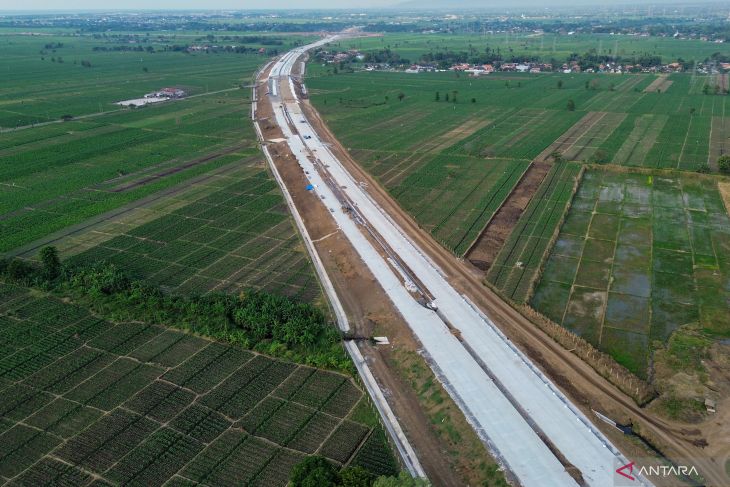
465;160;552;271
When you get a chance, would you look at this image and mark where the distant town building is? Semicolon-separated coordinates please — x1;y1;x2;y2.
145;87;186;99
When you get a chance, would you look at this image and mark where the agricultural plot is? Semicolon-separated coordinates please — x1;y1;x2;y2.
578;76;651;112
308;70;592;164
308;71;591;256
0;31;310;127
0;285;397;485
58;162;321;301
531;170;730;376
0;91;259;253
487;163;581;302
445;107;584;161
0;29;319;253
688;73;729;96
392;155;529;255
309;65;729;266
709;116;730;170
603;114;669;166
643;74;673;93
486;162;583;302
535;111;627;163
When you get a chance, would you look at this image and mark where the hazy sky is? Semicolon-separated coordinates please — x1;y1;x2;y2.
2;0;727;10
1;0;396;10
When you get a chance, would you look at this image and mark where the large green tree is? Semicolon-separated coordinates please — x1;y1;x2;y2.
290;456;339;487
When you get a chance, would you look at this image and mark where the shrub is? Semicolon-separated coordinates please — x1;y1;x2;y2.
290;456;339;487
719;155;730;174
6;259;35;281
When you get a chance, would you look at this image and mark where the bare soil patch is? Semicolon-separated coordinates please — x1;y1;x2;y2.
466;160;552;271
421;118;492;154
718;181;730;216
644;74;673;93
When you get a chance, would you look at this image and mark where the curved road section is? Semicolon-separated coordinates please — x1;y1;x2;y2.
265;36;652;487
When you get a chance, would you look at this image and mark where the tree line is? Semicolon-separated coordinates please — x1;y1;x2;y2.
0;247;352;372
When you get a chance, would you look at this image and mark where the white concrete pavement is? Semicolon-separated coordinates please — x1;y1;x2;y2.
265;38;652;487
255;54;426;479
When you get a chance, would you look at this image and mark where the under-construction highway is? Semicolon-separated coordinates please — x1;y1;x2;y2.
257;36;652;487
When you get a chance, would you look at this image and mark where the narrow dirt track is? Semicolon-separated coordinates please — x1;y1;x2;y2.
301;98;728;487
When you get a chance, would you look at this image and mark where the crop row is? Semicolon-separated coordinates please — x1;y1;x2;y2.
162;343;252;394
0;291;387;486
0;424;61;479
55;409;158;472
107;427;203;486
487;162;583;302
351;428;400;477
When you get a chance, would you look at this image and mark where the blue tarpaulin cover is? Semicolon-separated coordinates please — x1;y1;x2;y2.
306;184;314;191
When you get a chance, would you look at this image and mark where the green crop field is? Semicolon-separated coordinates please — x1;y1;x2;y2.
49;160;322;301
307;69;592;256
393;155;529;254
531;170;730;376
486;162;583;301
0;31;310;126
0;283;397;485
308;59;729;259
339;32;726;65
0;30;315;253
310;37;730;380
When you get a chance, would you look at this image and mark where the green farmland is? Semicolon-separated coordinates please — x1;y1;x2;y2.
0;283;397;485
307;69;585;255
308;65;729;259
56;160;322;301
531;170;730;376
487;162;583;301
308;39;730;386
339;32;727;66
0;31;309;126
0;30;313;253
